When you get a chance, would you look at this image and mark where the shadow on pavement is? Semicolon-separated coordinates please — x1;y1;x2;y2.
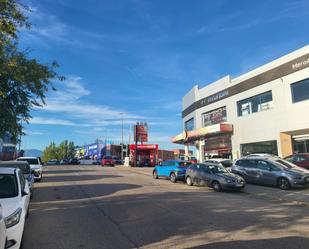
32;183;142;202
186;236;309;249
25;175;309;249
42;174;122;183
43;169;97;174
96;191;309;248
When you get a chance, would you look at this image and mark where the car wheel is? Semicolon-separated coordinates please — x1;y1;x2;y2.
186;176;193;186
170;172;177;183
153;170;158;179
277;177;290;190
212;181;222;192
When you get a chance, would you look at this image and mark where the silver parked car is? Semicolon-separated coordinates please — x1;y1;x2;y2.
232;157;309;190
0;161;34;198
185;163;245;191
0;204;6;249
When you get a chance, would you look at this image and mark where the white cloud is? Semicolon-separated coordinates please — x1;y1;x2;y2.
25;130;45;136
33;76;171;130
30;117;81;126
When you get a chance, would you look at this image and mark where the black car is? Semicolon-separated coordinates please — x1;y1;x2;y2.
112;156;123;165
68;158;80;165
185;163;245;191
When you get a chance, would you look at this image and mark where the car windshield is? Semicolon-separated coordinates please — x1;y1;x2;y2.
0;174;18;198
209;165;228;174
274;159;297;169
18;158;38;165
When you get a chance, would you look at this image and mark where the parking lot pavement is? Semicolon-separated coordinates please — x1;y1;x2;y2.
23;165;309;249
120;166;309;205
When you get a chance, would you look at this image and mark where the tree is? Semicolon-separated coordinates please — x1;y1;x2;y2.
42;142;58;162
0;0;64;143
42;140;75;162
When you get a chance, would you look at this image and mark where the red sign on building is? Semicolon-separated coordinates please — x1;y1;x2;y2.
134;123;148;142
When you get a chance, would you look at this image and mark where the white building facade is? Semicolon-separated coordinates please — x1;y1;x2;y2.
172;45;309;161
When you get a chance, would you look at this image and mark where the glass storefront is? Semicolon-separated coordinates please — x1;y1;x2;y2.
204;134;232;158
293;139;309;153
241;140;278;156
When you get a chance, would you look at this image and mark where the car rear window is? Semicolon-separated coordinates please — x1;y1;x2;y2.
0;163;31;175
274;159;295;169
221;160;232;167
0;174;18;198
104;156;112;159
18;158;39;165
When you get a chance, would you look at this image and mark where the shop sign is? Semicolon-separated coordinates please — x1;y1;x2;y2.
186;130;200;139
172;131;186;142
130;144;158;150
202;106;227;127
134;123;148;142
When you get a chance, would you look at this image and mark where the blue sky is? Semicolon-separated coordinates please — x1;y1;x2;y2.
20;0;309;150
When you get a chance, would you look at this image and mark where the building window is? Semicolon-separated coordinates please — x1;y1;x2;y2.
184;118;194;131
291;78;309;103
237;91;273;117
241;140;278;156
202;106;227;127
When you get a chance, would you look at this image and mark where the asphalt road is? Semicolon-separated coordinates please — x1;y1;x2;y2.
23;165;309;249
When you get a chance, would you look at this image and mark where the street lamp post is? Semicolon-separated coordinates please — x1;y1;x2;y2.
120;113;124;159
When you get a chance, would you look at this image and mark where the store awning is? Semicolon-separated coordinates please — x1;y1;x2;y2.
171;123;233;144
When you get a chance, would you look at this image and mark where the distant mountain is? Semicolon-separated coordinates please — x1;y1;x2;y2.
24;149;42;157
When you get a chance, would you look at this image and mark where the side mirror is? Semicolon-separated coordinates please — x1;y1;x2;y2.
268;167;272;171
22;188;29;196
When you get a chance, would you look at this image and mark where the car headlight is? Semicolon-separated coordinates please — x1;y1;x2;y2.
5;208;22;228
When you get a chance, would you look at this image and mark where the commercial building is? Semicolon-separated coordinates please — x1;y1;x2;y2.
172;45;309;161
129;144;158;167
173;149;193;160
0;133;16;161
158;149;175;161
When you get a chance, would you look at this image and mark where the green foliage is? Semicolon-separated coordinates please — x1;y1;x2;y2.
42;140;75;162
0;0;64;143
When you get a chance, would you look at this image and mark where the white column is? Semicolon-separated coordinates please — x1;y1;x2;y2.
184;144;189;160
199;140;204;163
196;142;200;162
